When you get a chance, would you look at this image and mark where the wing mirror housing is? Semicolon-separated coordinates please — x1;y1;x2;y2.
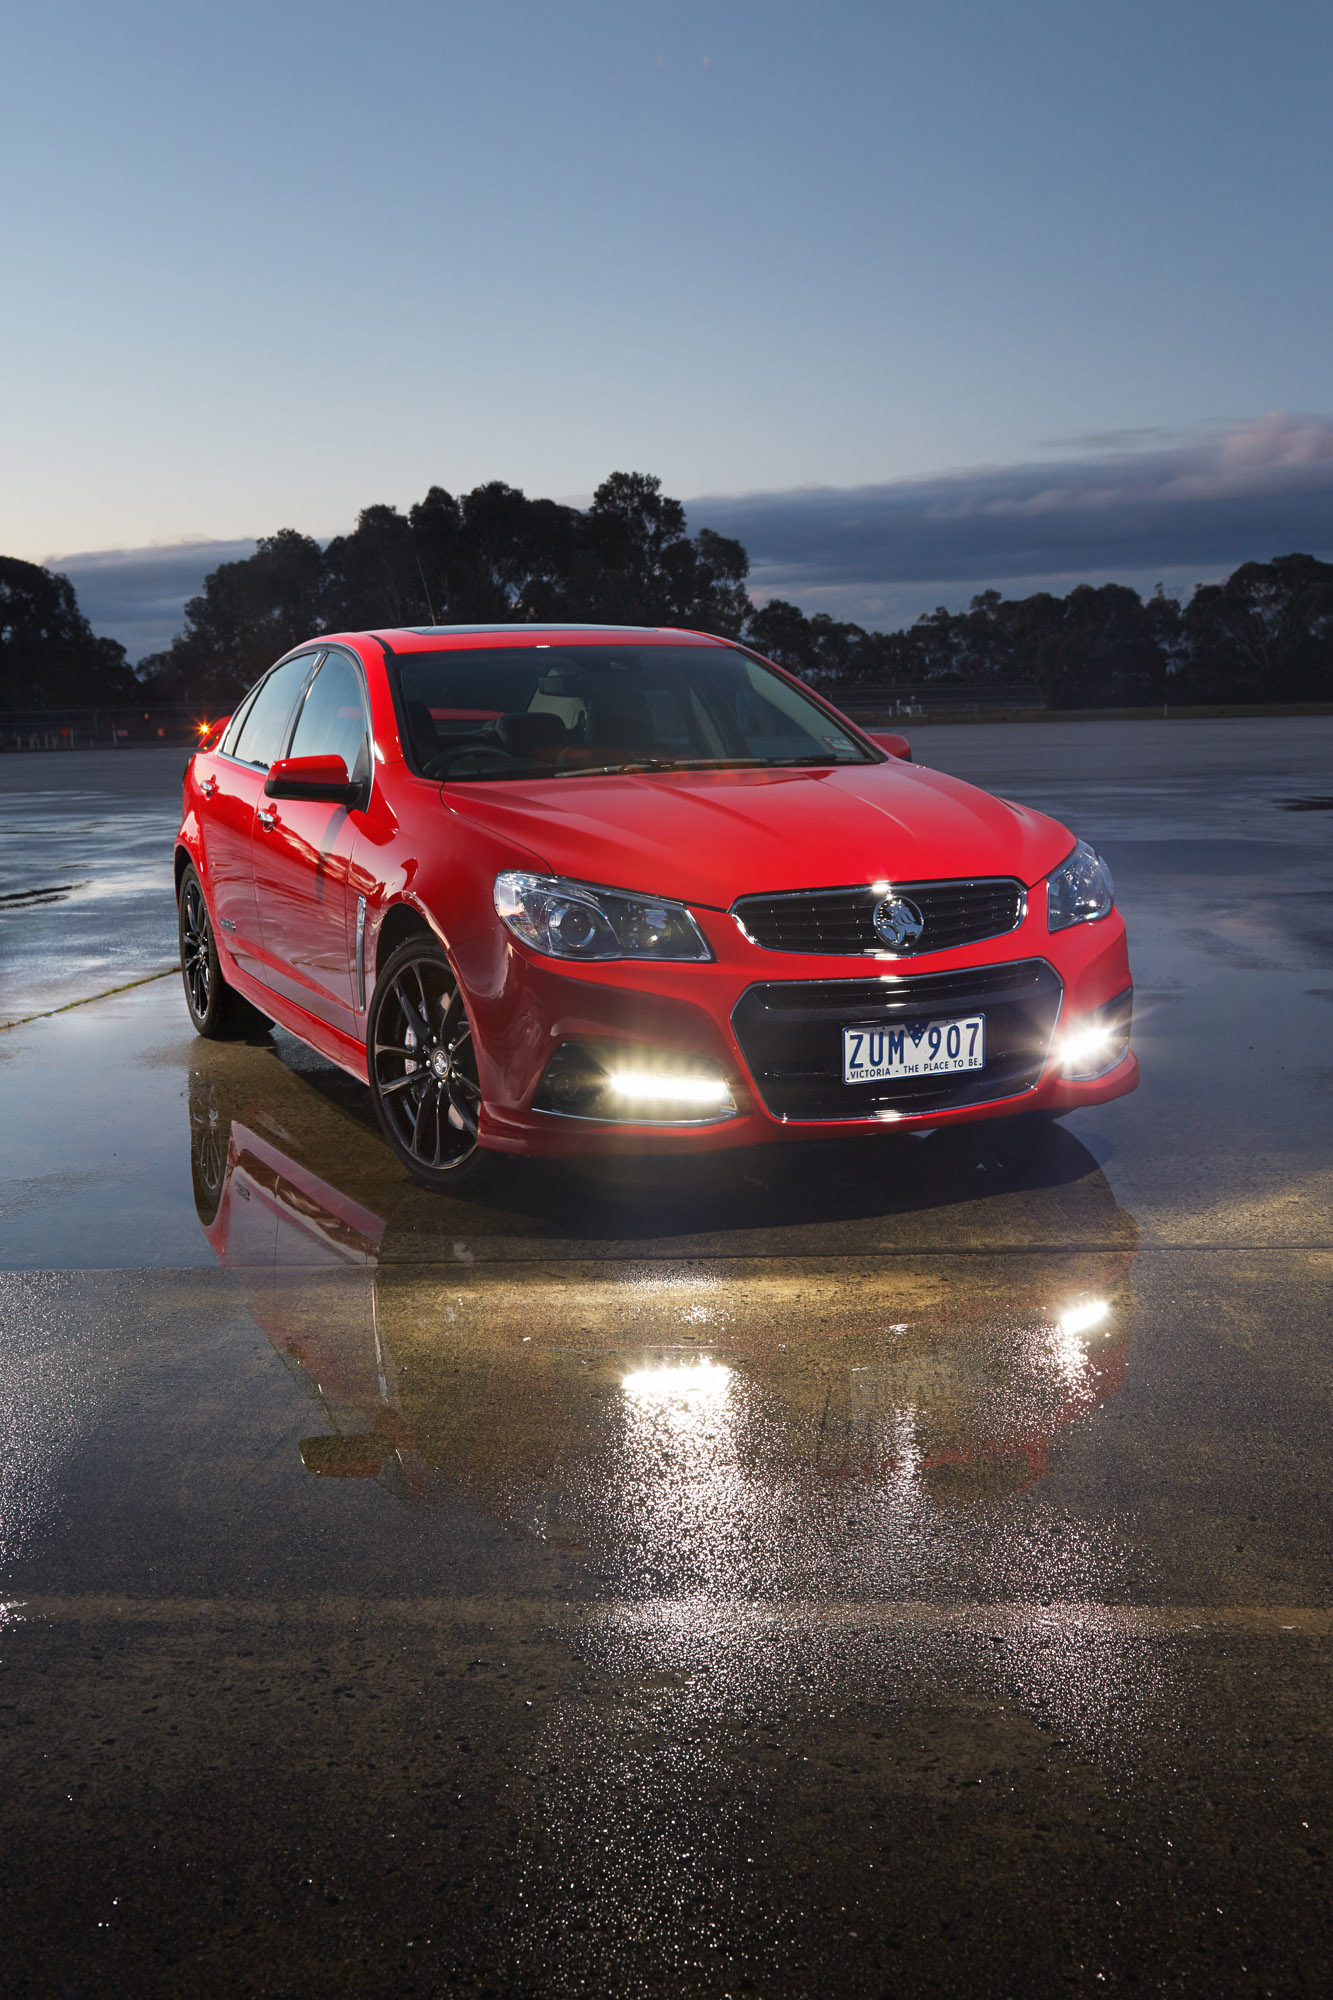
864;730;912;761
264;754;361;803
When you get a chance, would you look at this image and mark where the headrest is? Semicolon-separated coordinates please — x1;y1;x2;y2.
495;711;567;757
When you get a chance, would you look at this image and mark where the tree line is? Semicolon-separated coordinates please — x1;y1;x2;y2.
766;559;1333;707
0;558;139;710
137;472;752;707
3;469;1331;712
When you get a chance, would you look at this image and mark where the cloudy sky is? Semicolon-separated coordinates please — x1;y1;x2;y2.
6;0;1332;655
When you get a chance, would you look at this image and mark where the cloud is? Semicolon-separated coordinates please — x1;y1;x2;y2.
37;417;1333;657
686;414;1333;613
42;538;258;661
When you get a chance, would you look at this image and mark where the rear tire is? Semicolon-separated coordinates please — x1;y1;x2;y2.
366;935;498;1195
178;863;270;1039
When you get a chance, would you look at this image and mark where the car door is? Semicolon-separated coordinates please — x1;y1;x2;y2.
202;653;320;980
252;647;372;1034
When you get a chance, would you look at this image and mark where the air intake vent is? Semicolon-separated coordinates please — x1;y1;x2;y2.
731;959;1062;1121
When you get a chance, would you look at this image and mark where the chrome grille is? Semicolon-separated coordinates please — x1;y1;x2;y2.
731;877;1025;956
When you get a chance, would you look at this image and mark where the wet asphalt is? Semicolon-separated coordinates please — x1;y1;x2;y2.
0;746;184;1027
1;723;1331;1998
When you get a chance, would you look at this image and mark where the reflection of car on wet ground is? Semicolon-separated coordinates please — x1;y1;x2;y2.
189;1050;1138;1547
175;623;1136;1192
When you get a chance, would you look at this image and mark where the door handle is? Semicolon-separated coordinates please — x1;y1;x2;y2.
256;807;278;830
199;775;217;798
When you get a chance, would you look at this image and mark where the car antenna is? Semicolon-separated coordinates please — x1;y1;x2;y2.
415;557;439;625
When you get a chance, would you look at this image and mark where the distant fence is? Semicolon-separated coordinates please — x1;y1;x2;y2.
0;703;209;750
823;682;1046;719
0;681;1049;749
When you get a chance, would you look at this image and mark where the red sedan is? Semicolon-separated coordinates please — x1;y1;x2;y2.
175;624;1136;1189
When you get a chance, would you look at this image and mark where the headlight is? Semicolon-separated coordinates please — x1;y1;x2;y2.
1047;840;1114;931
494;871;713;961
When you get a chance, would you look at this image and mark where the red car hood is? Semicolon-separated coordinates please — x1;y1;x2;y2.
444;761;1074;905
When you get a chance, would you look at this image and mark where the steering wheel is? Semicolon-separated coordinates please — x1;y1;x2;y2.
428;744;520;778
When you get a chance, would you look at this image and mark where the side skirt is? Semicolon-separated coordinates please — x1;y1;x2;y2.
217;935;369;1083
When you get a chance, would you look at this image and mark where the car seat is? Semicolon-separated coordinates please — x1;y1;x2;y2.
495;711;568;760
584;683;657;759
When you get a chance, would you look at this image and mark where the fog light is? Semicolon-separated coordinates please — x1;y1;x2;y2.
534;1042;738;1123
1059;988;1132;1080
1061;1024;1115;1072
608;1070;733;1107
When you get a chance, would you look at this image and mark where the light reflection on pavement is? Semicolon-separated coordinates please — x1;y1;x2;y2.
189;1051;1138;1577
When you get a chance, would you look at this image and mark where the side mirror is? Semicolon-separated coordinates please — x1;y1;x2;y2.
865;730;912;761
265;753;360;804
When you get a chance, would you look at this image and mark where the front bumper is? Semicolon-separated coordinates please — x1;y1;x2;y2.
457;895;1137;1157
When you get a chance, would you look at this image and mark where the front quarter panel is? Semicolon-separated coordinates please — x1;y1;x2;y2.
347;774;554;1004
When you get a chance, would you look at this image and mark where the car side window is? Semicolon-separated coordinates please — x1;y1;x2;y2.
220;683;261;757
230;654;320;769
288;651;371;782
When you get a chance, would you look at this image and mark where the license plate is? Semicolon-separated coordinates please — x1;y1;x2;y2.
842;1014;985;1084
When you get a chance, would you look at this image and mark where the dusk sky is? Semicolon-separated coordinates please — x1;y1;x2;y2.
5;0;1332;652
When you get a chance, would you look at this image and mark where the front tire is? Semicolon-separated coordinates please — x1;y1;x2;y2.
178;864;270;1039
366;935;497;1194
188;1068;228;1227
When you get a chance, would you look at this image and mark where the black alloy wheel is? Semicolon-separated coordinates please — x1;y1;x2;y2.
366;936;496;1193
188;1069;228;1227
177;863;270;1039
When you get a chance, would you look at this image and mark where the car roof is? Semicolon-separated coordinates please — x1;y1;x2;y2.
329;623;733;656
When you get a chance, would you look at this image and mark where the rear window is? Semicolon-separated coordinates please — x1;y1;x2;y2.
392;644;872;781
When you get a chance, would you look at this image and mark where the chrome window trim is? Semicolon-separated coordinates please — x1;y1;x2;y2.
218;682;262;759
286;644;375;806
217;650;324;772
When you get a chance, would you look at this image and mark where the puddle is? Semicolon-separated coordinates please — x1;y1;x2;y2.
185;1045;1140;1568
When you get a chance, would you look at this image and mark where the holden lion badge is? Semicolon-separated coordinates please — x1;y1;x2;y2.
872;893;925;950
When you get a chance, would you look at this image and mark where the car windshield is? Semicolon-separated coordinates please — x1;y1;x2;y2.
391;644;876;781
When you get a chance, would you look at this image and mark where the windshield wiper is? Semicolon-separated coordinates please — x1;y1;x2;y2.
758;754;871;767
553;758;676;778
549;753;870;780
553;757;769;779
